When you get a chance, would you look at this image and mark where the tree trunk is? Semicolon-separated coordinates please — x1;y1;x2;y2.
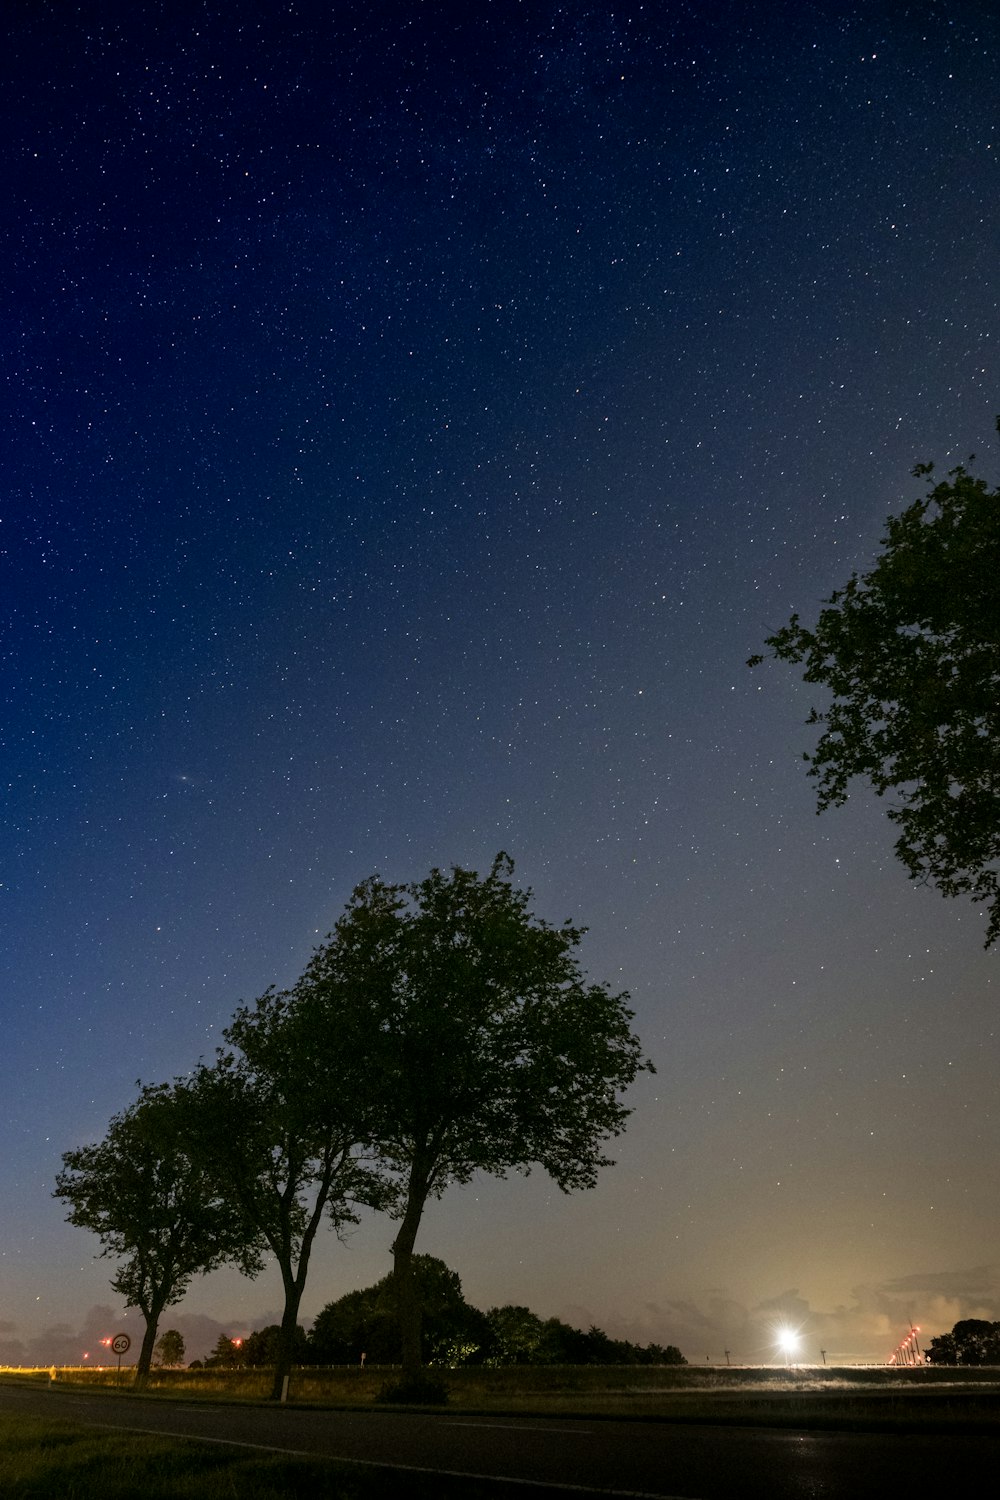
265;1144;343;1400
391;1173;428;1379
269;1278;306;1401
135;1303;164;1387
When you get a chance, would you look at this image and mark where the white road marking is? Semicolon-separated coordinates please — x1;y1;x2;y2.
85;1419;697;1497
444;1419;594;1433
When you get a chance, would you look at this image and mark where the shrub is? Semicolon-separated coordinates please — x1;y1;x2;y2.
376;1372;449;1405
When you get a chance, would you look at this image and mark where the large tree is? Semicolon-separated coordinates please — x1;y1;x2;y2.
302;853;653;1380
749;454;1000;944
180;983;389;1401
926;1318;1000;1366
54;1083;258;1382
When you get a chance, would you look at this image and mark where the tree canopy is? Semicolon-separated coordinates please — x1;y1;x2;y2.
301;853;653;1374
309;1255;489;1366
54;1082;259;1380
926;1318;1000;1366
308;1262;686;1368
750;454;1000;944
153;1328;185;1367
180;982;389;1399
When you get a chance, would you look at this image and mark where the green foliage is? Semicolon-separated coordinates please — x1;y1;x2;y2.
750;458;1000;944
153;1328;185;1367
53;1082;260;1377
927;1318;1000;1365
484;1304;546;1364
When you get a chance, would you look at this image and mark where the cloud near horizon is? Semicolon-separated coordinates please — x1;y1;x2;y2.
4;1268;999;1369
564;1266;1000;1364
0;1304;271;1368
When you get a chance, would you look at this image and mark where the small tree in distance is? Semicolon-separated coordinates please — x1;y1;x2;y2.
301;853;654;1384
204;1334;243;1368
153;1328;185;1367
243;1323;310;1367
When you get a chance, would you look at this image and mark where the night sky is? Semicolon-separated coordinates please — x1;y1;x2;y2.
3;0;998;1368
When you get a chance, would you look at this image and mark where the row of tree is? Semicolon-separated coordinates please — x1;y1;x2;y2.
179;1255;685;1370
56;856;653;1398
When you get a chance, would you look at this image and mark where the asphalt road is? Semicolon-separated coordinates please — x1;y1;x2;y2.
2;1380;999;1498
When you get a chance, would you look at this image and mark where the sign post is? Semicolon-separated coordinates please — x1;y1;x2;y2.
111;1332;130;1384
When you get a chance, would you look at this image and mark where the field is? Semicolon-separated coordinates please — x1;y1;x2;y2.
9;1360;1000;1431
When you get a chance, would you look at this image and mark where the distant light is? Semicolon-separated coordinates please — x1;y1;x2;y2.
777;1328;799;1353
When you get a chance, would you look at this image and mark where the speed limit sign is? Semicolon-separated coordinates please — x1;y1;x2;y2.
111;1334;131;1356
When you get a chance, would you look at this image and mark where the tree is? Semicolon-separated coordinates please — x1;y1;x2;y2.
309;1256;490;1366
303;854;653;1379
749;454;1000;944
485;1309;686;1365
925;1331;957;1365
484;1305;547;1365
204;1334;244;1368
180;982;389;1401
309;1283;396;1365
153;1328;186;1367
243;1323;310;1367
636;1342;687;1366
54;1083;259;1383
927;1318;1000;1365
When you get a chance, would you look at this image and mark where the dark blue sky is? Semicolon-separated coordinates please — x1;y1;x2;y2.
3;0;998;1365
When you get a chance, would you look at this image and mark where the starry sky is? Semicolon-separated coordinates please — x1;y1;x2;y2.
3;0;998;1368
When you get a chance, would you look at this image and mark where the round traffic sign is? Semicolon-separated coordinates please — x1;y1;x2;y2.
111;1334;131;1355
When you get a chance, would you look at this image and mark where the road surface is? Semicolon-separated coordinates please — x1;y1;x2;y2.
2;1380;999;1497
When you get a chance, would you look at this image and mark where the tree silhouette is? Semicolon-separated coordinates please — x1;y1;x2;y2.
55;1083;258;1382
302;853;653;1379
751;450;1000;943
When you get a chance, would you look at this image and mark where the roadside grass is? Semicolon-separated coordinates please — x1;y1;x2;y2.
0;1414;537;1499
7;1362;1000;1432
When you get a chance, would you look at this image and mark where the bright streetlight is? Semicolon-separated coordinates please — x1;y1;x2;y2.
777;1328;799;1366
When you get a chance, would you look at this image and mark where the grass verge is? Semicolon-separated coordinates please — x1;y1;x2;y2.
0;1413;560;1499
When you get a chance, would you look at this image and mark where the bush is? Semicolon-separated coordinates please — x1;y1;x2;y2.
376;1372;449;1405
